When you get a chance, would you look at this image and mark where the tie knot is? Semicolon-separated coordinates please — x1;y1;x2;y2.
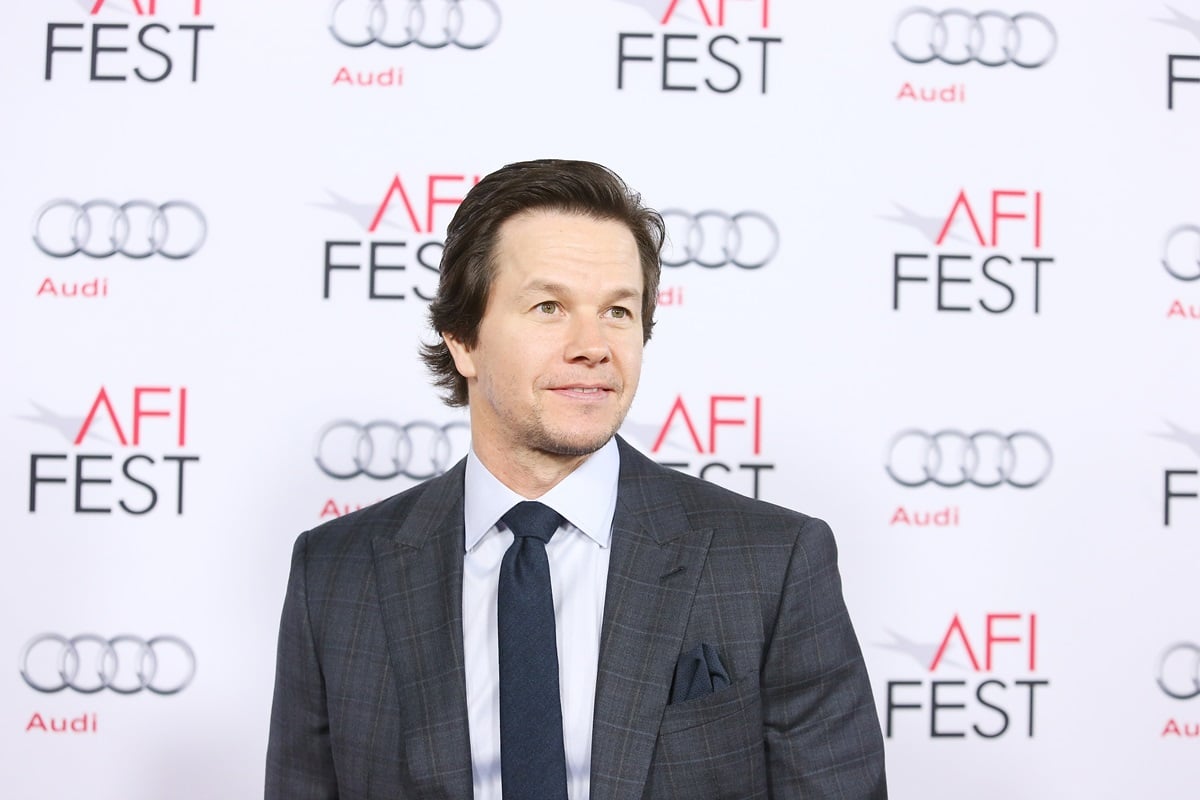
502;501;564;544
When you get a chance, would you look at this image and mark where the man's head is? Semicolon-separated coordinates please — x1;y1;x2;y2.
421;159;664;407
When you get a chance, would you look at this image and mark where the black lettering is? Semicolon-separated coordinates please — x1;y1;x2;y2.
1164;469;1199;526
616;32;654;89
414;241;443;302
662;34;699;91
705;35;741;93
747;36;782;94
163;455;199;515
979;254;1016;313
1168;54;1200;110
368;241;407;300
178;24;214;82
972;679;1010;738
1014;679;1049;737
1022;256;1051;314
935;254;972;312
323;241;361;299
119;454;158;515
892;253;929;310
134;23;172;82
29;454;68;512
90;23;128;82
930;680;967;738
75;454;113;514
45;23;84;80
885;680;922;738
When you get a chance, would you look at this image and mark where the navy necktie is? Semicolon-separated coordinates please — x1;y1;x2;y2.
498;501;569;800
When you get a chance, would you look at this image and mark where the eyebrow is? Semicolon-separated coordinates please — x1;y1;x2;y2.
520;280;642;304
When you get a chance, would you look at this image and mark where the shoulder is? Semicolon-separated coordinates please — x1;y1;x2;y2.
295;459;465;558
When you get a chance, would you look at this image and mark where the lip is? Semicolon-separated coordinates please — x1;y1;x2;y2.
548;384;616;399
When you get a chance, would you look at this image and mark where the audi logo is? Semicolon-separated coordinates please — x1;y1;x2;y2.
32;199;207;260
314;419;470;480
20;634;196;695
329;0;501;49
1162;224;1200;282
885;429;1053;488
1159;643;1200;700
892;8;1058;68
660;210;780;270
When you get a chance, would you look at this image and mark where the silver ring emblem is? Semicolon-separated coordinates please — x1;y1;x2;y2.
1158;643;1200;700
314;419;470;480
1162;224;1200;282
32;199;207;259
19;633;196;695
892;8;1058;68
885;429;1053;488
329;0;501;49
660;209;779;269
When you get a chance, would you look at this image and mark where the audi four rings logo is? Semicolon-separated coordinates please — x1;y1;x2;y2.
32;199;208;260
660;210;780;269
315;419;470;480
329;0;501;49
1158;643;1200;700
891;8;1058;68
885;429;1053;488
1162;225;1200;281
20;634;196;695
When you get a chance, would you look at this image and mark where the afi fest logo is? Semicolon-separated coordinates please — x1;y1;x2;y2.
317;172;480;302
1162;223;1200;320
25;386;199;515
887;188;1052;315
624;394;772;498
615;0;782;94
1157;5;1200;109
891;9;1058;105
44;0;215;83
881;612;1049;739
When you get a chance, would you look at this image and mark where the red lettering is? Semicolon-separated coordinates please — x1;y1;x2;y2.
368;175;422;234
930;613;982;672
75;387;128;446
935;190;987;247
652;395;705;453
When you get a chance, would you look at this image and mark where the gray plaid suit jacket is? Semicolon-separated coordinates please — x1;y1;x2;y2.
266;436;887;799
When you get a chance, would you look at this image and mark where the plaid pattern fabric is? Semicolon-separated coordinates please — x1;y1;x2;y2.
266;437;887;799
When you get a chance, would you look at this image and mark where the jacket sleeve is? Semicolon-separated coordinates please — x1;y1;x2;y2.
265;531;340;799
760;516;888;798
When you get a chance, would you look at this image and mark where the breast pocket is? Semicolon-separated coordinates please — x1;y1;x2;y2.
650;678;768;798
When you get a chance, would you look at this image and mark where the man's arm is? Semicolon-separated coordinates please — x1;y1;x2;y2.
265;531;339;799
760;516;887;798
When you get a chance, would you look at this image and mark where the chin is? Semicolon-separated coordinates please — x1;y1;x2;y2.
532;427;618;458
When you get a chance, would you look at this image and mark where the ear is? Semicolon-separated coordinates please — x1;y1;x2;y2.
443;333;477;379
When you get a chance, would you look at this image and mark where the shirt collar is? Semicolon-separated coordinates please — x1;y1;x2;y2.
463;438;620;552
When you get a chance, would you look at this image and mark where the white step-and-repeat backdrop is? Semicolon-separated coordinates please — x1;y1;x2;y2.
2;1;1198;797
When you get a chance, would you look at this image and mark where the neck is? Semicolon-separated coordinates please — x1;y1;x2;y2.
471;441;594;499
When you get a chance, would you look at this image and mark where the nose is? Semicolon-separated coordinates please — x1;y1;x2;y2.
565;315;611;364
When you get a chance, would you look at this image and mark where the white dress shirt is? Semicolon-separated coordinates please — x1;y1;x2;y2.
463;439;619;800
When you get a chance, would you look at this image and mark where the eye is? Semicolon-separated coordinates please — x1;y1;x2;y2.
608;306;631;319
537;301;558;314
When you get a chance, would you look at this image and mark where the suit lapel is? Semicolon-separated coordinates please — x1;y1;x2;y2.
589;439;713;800
370;462;475;798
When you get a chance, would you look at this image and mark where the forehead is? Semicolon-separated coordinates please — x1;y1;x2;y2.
492;209;640;276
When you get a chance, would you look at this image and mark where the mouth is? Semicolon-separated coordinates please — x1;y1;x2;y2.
550;384;616;399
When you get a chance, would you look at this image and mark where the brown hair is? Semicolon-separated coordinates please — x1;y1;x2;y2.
420;159;665;406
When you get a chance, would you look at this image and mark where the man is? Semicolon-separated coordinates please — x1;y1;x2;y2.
266;159;887;799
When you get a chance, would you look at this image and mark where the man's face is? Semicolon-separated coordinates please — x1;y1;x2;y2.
445;209;645;471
